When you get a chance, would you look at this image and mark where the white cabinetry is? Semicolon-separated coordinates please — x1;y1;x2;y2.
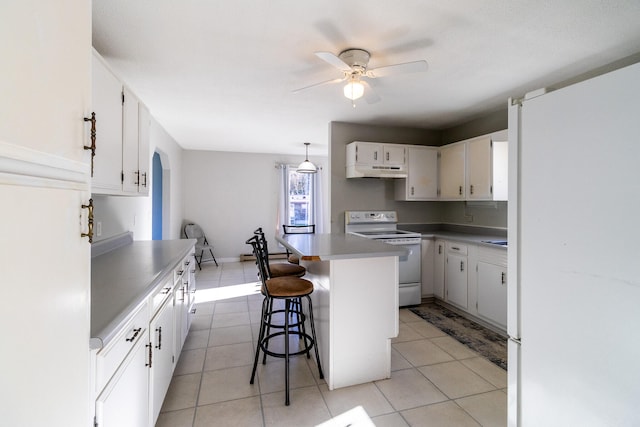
395;146;439;200
91;50;150;196
149;289;175;425
445;242;468;309
433;240;446;299
476;247;507;329
122;87;150;195
438;130;508;201
439;142;466;199
420;239;435;297
346;141;407;178
91;52;124;193
95;330;150;427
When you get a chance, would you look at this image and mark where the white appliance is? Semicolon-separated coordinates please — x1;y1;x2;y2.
508;61;640;426
345;211;421;306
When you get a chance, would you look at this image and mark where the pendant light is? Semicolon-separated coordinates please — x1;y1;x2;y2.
297;142;317;174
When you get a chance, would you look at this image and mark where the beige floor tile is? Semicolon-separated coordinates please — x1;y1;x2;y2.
461;357;507;388
190;314;213;331
255;356;317;394
392;339;455;367
211;311;251;328
390;347;412;372
208;324;253;347
161;373;201;412
375;368;447;411
194;396;263;427
174;348;206;376
456;390;507;427
405;320;448;338
319;382;394;418
392;323;424;343
182;329;210;350
214;300;249;314
198;366;259;405
193;301;216;315
155;407;195;427
418;361;496;399
371;412;410;427
399;309;423;323
203;342;254;371
262;385;331;427
401;401;481;427
430;335;479;360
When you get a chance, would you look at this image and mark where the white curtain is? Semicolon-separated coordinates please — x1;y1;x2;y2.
313;166;324;233
276;164;287;236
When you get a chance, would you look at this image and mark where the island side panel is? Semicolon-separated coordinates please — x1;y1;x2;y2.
305;256;399;389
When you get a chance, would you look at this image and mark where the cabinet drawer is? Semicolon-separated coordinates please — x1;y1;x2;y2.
95;302;149;394
446;242;468;255
151;277;174;315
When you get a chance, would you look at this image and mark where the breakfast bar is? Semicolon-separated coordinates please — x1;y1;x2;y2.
276;233;406;390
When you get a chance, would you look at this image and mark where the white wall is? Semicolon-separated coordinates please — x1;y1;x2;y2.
182;150;328;261
93;117;184;241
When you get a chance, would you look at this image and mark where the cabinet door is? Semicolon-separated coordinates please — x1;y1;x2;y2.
92;52;123;193
439;142;465;199
466;136;492;199
149;297;175;425
95;333;150;427
122;86;140;194
137;102;151;195
477;262;507;328
421;239;434;297
383;144;406;165
433;240;445;299
446;253;468;308
355;142;382;165
409;146;438;199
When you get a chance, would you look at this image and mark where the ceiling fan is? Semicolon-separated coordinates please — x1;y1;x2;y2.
293;48;428;105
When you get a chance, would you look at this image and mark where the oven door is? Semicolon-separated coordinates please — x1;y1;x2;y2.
379;239;421;284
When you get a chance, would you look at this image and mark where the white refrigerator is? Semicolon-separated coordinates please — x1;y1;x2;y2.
507;61;640;426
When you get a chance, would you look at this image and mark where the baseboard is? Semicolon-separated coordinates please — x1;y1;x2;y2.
239;252;289;262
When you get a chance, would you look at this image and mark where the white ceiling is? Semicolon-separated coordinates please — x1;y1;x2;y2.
92;1;640;157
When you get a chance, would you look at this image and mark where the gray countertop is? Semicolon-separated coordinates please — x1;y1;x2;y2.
90;236;196;350
277;233;408;260
420;231;508;249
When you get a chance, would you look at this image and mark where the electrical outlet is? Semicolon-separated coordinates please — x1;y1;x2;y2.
96;222;102;237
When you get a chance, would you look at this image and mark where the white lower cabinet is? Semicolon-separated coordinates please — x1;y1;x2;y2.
95;329;150;427
149;293;175;425
445;243;468;309
476;248;508;329
92;249;195;427
430;239;507;333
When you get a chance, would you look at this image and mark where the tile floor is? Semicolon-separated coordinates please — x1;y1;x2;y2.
156;261;507;427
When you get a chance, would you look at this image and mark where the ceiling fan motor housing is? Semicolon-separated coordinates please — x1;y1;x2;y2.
339;49;371;72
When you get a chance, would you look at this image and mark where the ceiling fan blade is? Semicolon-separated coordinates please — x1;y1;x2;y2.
366;60;428;78
292;76;345;94
361;80;381;104
315;51;352;71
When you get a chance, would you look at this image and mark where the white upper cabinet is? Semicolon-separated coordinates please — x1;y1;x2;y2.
439;141;466;200
395;145;438;200
439;130;508;201
91;52;124;193
122;88;150;195
346;141;408;178
91;50;150;196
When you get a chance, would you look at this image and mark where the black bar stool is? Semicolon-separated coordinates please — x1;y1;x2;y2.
246;235;324;405
254;227;305;277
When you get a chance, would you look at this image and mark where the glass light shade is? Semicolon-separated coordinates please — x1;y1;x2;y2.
297;159;317;174
343;80;365;100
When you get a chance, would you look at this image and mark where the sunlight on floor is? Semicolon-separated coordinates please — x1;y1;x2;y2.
195;281;262;303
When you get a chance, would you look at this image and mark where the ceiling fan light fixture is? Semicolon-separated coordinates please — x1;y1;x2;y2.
297;142;317;174
343;80;364;100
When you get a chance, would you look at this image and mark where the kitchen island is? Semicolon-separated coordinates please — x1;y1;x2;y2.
276;233;407;390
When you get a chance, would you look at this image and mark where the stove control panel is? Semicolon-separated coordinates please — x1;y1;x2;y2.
345;211;397;224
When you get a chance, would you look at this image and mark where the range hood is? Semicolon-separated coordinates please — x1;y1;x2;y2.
346;163;408;178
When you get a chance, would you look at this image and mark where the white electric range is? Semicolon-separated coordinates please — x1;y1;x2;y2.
345;211;422;306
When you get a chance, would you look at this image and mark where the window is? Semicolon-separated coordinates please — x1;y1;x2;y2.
286;167;314;226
